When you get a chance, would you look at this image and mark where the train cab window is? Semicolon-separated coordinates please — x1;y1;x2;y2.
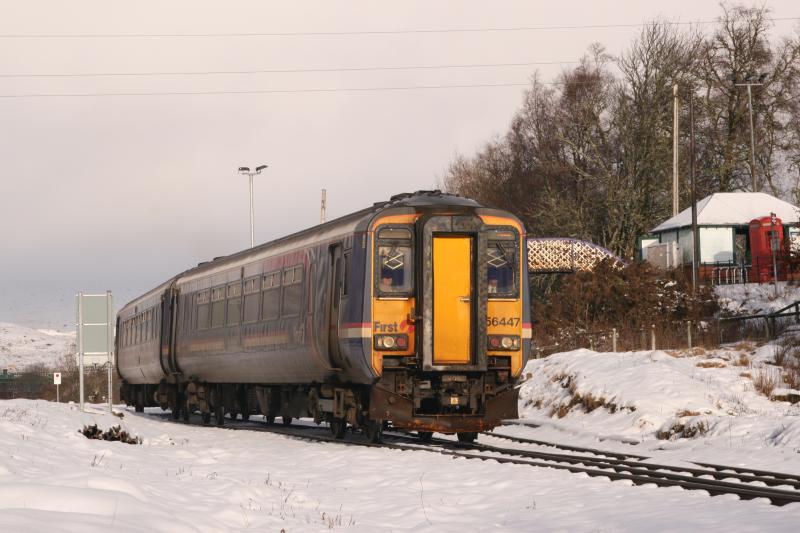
242;277;260;323
282;265;304;317
226;283;242;326
261;271;281;320
376;226;413;296
487;229;519;298
211;286;226;328
195;290;210;330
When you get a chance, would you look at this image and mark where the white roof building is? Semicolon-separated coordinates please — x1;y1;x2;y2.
652;192;799;233
642;192;800;267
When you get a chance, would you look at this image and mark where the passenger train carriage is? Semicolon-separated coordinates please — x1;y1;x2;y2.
117;191;531;442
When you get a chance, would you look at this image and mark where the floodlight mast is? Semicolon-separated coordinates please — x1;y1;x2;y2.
238;164;267;248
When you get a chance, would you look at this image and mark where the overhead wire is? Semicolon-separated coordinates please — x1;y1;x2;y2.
0;17;798;38
0;82;533;98
0;60;579;79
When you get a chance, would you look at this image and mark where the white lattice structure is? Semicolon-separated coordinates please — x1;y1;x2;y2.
527;238;624;273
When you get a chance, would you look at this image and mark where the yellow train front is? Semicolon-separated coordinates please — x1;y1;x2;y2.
361;192;530;442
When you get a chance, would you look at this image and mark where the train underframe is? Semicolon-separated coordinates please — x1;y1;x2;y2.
120;367;518;443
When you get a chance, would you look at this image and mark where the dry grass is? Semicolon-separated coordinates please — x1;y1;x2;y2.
734;341;755;352
676;409;700;418
695;361;726;369
550;391;635;418
733;353;751;367
754;369;779;398
656;420;709;440
739;371;752;379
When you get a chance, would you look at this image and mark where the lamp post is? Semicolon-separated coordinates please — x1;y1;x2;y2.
732;72;768;192
238;164;267;248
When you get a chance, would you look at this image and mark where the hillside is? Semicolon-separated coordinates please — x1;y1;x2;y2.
0;323;74;372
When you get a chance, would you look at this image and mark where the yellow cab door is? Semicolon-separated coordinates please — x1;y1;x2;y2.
433;236;473;364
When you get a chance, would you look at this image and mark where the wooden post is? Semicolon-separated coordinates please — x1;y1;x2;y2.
687;320;692;349
651;324;656;350
612;328;618;352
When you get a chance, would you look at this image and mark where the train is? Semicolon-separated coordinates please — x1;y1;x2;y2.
116;190;531;442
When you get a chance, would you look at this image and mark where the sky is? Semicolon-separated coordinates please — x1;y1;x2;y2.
1;1;798;329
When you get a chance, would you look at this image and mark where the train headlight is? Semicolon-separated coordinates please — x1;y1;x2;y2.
374;334;409;351
488;335;520;351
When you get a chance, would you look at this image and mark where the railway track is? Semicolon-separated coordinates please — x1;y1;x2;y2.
140;411;800;507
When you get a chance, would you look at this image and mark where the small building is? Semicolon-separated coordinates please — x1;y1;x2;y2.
640;192;799;281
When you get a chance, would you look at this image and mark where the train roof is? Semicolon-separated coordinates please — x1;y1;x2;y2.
119;191;486;314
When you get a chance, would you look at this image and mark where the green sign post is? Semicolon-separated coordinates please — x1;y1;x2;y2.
76;292;114;412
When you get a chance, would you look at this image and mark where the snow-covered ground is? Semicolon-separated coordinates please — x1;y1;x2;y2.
716;281;800;316
0;322;74;371
518;345;800;475
0;399;797;532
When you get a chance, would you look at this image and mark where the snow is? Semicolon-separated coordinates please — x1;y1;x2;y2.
716;282;800;316
0;323;75;371
0;399;796;532
651;192;799;232
518;346;800;474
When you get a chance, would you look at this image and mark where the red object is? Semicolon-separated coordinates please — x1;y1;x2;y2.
749;215;784;282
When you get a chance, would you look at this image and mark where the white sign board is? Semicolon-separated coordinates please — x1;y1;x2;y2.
53;372;61;385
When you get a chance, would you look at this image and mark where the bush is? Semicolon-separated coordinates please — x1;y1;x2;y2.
531;261;718;352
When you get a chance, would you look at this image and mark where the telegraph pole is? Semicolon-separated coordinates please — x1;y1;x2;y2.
320;189;327;223
690;90;699;292
672;83;680;216
733;73;767;192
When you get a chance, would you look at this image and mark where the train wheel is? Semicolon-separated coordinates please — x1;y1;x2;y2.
457;432;477;444
238;387;250;421
330;419;347;439
265;415;276;425
214;400;225;426
281;416;292;426
181;396;190;422
364;421;383;444
169;389;180;420
134;388;144;413
229;409;238;420
418;431;433;443
201;412;211;425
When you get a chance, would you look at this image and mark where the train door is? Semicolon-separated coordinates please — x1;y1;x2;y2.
420;215;487;370
159;287;180;377
433;236;473;364
327;243;345;368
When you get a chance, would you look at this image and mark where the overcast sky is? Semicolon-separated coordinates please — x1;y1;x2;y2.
1;1;797;328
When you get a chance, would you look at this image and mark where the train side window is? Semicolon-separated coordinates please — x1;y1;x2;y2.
195;290;210;330
375;226;413;296
145;310;151;341
342;253;349;296
242;277;260;323
487;229;519;298
261;270;281;321
307;264;315;314
226;283;242;326
211;286;226;328
281;265;304;317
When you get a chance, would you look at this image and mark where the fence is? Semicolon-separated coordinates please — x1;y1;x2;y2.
532;319;720;357
532;300;800;357
718;300;800;344
708;256;800;285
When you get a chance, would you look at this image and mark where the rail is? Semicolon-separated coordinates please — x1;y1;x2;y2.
141;410;800;506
